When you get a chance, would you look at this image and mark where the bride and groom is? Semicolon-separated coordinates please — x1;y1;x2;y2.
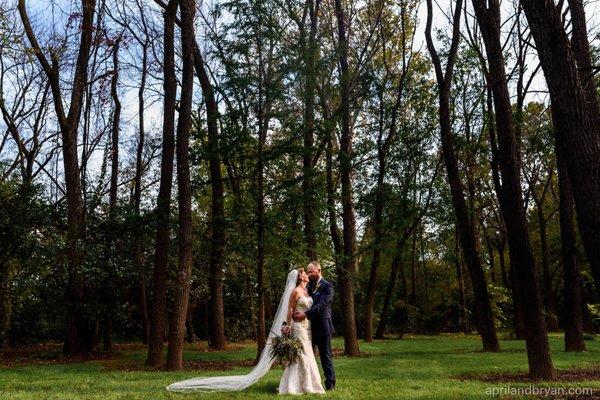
166;261;336;394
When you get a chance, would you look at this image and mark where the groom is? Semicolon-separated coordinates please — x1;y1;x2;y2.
293;261;336;391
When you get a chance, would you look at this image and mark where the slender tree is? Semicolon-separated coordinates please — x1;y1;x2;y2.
333;0;360;356
166;0;195;371
425;0;500;352
147;0;177;367
18;0;96;355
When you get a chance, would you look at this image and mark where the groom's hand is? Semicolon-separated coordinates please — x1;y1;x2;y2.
292;311;306;322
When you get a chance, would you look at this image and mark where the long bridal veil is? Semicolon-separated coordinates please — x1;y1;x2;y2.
166;268;299;392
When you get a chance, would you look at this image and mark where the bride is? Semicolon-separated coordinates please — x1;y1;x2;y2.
166;267;326;394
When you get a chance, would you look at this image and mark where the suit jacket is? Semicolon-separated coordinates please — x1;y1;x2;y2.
305;277;335;339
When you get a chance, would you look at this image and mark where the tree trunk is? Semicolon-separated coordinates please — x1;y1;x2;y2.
520;0;600;301
333;0;360;356
535;198;559;332
556;143;585;351
302;0;321;261
194;42;226;351
103;35;122;353
472;0;553;377
426;0;500;353
146;0;177;367
497;237;508;288
375;243;403;339
455;227;468;334
18;0;96;356
166;0;195;371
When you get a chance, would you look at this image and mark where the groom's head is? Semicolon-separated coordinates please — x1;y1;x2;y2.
307;261;321;282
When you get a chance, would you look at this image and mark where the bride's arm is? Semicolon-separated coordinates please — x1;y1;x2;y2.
283;290;299;332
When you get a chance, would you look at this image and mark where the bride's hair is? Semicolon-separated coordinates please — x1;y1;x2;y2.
296;267;306;285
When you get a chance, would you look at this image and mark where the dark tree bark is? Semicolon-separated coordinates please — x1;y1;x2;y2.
496;236;508;288
166;0;195;371
485;90;525;339
375;242;405;339
472;0;553;377
520;0;600;301
146;0;177;367
473;0;554;379
302;0;321;261
133;39;150;346
568;0;600;129
333;0;360;356
556;143;585;351
155;0;227;351
18;0;96;355
103;35;123;353
194;46;226;350
425;0;500;353
455;227;468;334
255;4;271;358
532;178;559;332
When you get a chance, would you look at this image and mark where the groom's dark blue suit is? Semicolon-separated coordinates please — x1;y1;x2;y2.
305;277;336;390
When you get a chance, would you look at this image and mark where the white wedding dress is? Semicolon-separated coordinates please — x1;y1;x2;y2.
166;269;325;394
277;295;326;395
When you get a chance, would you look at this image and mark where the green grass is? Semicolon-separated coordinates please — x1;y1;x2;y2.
1;334;600;399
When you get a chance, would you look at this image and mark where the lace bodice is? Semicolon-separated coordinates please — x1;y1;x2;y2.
295;295;313;312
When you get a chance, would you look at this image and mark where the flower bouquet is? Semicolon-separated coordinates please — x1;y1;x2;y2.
269;329;303;367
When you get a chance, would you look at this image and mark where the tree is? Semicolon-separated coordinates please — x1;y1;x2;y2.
18;0;96;355
146;0;177;367
425;0;499;352
333;0;360;356
165;0;195;370
471;0;554;377
519;0;600;301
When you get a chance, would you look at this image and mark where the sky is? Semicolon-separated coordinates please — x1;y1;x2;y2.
7;0;600;207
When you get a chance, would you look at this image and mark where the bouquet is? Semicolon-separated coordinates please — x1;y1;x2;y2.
269;329;303;367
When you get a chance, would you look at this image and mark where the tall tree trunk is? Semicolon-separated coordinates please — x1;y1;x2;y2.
325;132;342;264
333;0;360;356
103;36;122;352
455;227;468;334
520;0;600;301
255;8;268;358
472;0;553;377
133;41;150;345
18;0;96;356
556;144;585;351
486;92;525;340
146;0;177;367
194;47;226;350
375;243;404;339
497;237;508;288
166;0;195;371
302;0;321;261
568;0;600;129
364;148;386;342
535;197;559;331
425;0;500;353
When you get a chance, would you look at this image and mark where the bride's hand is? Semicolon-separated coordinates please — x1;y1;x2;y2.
281;326;291;335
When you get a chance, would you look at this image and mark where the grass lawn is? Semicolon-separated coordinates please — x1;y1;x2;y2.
1;334;599;399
